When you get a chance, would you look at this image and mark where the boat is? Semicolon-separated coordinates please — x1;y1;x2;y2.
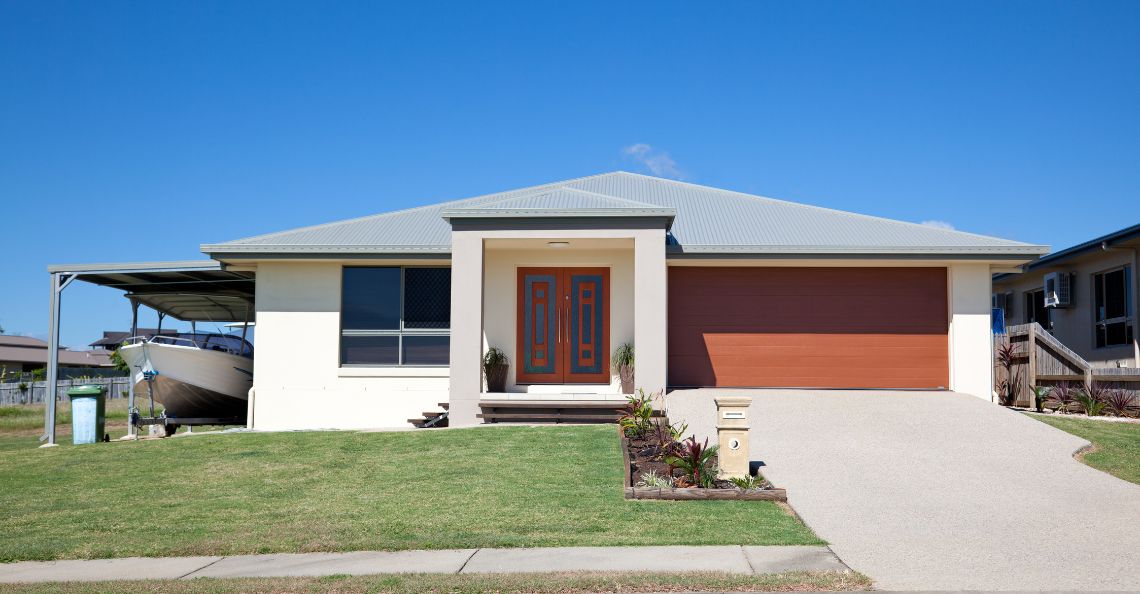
119;332;253;424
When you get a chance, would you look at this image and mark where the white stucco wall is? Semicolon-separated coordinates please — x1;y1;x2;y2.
251;261;449;430
948;263;994;400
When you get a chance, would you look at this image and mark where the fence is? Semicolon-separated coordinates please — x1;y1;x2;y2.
996;322;1140;407
0;377;131;406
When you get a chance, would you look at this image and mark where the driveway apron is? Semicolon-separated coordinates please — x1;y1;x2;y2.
666;389;1140;591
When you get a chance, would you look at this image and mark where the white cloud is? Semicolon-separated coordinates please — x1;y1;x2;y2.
919;219;955;231
622;143;684;179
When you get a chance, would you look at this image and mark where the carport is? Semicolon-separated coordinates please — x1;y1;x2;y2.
41;260;255;446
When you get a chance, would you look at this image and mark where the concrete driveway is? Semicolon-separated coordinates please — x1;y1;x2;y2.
665;389;1140;591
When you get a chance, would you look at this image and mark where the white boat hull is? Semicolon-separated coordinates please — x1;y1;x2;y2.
120;342;252;421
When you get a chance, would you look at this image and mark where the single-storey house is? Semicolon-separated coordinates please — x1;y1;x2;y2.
199;172;1048;429
992;223;1139;368
0;335;113;373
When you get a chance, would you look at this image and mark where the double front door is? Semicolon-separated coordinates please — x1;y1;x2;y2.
517;267;610;384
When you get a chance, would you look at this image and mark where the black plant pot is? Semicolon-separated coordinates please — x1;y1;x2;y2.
485;363;509;393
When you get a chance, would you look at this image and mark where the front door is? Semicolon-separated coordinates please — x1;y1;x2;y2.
517;267;610;384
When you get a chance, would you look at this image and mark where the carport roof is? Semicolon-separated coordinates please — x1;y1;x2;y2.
201;171;1049;259
46;260;255;322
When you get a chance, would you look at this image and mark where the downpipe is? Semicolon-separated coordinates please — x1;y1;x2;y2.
246;387;256;430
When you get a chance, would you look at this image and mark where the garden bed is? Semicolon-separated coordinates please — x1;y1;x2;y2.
620;426;787;502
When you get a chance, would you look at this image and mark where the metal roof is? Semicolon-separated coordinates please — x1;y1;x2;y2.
46;261;255;322
202;171;1048;258
1021;223;1140;270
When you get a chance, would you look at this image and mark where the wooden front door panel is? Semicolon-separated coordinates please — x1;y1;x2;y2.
668;267;949;389
517;267;610;384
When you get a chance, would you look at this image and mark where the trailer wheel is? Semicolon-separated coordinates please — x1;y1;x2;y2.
164;424;179;437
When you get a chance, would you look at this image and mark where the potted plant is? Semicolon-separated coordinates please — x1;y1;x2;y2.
612;343;634;394
483;347;509;393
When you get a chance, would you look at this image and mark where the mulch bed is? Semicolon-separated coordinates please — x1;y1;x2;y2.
620;426;787;501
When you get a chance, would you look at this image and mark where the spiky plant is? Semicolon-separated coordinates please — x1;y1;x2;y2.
1102;389;1137;418
1076;382;1108;417
1049;382;1078;414
616;389;654;438
666;436;719;488
994;341;1024;406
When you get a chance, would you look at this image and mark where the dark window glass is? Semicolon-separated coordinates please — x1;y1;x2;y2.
342;268;400;330
403;268;451;329
402;335;450;365
1103;269;1126;320
1025;290;1048;327
341;336;399;365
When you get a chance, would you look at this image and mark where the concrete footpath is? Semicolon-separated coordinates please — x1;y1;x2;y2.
0;545;848;584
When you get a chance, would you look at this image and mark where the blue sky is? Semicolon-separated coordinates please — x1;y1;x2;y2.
1;1;1138;349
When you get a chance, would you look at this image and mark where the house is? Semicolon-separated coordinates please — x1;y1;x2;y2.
0;335;113;373
89;328;177;351
194;172;1047;430
992;223;1139;368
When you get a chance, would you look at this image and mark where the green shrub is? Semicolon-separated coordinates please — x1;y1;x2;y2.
634;470;675;488
666;436;719;488
617;389;654;438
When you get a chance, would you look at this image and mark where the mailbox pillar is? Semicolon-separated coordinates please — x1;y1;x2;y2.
715;396;752;479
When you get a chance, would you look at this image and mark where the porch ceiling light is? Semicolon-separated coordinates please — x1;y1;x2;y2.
547;241;570;248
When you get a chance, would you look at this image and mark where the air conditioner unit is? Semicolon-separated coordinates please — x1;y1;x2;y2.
1044;272;1072;308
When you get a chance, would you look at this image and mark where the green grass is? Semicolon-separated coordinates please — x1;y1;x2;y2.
1031;414;1140;484
0;424;821;562
0;570;871;593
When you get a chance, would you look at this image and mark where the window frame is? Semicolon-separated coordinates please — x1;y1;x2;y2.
339;266;451;367
1091;264;1134;350
1024;288;1048;327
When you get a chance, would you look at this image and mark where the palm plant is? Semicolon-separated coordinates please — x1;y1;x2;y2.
1076;382;1108;417
1031;385;1051;413
666;436;719;488
994;341;1024;407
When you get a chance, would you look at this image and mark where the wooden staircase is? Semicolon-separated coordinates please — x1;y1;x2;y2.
408;402;450;428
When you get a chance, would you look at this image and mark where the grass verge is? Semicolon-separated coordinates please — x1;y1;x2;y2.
0;424;821;562
1031;414;1140;484
0;570;871;593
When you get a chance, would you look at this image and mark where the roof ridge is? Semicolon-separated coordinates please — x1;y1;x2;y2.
208;171;621;246
452;185;662;210
612;171;1042;248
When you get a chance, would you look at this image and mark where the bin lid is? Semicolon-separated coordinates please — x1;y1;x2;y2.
67;384;107;397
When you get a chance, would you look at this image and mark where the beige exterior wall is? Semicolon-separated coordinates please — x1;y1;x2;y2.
993;242;1140;368
947;263;995;400
251;261;449;430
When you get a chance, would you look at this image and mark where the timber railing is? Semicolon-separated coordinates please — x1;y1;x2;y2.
999;322;1140;406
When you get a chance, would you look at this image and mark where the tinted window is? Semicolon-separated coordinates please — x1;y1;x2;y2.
403;268;451;329
341;336;399;365
402;335;450;365
342;267;400;330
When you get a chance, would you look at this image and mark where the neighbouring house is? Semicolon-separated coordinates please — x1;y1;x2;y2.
191;172;1047;430
0;335;113;373
992;223;1140;368
89;328;177;351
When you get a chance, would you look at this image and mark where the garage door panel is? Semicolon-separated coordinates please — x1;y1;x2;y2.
668;267;949;389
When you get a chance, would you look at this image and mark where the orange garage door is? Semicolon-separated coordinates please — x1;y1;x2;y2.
668;267;949;389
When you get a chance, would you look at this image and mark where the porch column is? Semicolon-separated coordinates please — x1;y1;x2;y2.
948;263;993;400
633;228;667;398
448;230;485;426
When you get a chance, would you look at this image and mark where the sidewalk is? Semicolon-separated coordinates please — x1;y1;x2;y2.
0;545;847;584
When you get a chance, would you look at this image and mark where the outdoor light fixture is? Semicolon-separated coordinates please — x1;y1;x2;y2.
547;241;570;248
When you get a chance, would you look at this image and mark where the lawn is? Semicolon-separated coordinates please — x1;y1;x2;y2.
1031;414;1140;484
0;571;870;593
0;422;821;562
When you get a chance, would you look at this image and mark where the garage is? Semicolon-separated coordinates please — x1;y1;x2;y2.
667;267;949;389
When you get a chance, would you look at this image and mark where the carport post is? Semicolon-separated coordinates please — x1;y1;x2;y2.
41;271;71;447
126;298;139;439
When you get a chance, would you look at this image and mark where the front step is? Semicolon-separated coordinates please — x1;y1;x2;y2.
408;405;450;428
477;400;631;424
